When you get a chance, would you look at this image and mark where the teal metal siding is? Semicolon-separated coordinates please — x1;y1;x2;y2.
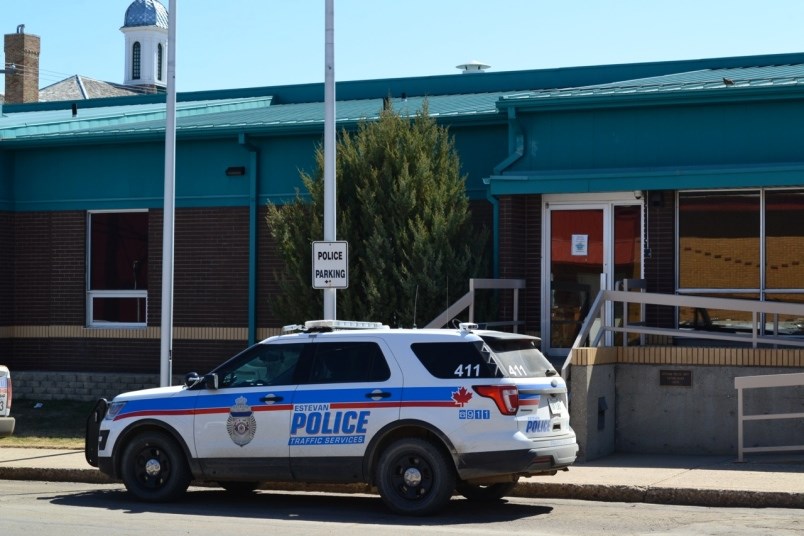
513;99;804;172
0;153;12;211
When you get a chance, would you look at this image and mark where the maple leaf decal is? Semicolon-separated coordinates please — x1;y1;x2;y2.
452;386;473;407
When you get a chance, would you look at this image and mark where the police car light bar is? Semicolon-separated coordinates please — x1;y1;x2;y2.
305;320;387;330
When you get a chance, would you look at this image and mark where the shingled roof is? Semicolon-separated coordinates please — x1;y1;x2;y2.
38;75;143;102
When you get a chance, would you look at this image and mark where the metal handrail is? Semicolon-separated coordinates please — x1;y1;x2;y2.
735;372;804;462
425;278;526;331
561;284;804;378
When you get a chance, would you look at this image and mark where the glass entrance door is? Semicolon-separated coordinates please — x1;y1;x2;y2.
544;198;642;355
548;208;605;350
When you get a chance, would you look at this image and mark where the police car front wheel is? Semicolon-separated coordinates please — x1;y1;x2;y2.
120;431;191;502
375;438;456;516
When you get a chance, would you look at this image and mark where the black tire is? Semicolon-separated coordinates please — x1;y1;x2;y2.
218;481;261;495
120;431;191;502
455;478;519;501
375;438;456;516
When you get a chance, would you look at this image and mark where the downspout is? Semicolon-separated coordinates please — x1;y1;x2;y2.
486;106;524;278
485;189;501;278
239;133;259;345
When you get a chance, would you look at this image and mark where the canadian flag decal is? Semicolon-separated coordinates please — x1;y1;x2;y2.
452;386;473;407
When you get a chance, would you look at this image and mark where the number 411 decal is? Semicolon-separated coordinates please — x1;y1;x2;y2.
454;364;528;377
454;364;480;377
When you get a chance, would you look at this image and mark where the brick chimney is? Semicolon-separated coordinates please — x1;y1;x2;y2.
4;24;40;104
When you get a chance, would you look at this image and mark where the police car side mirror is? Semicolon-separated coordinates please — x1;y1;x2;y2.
203;373;219;390
184;372;202;388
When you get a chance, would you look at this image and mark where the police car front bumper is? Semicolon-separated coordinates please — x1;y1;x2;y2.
0;416;15;438
96;456;117;479
456;436;579;480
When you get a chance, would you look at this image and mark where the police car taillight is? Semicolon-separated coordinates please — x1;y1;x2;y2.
473;385;519;415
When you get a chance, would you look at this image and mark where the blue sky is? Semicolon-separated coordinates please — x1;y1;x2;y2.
3;0;804;93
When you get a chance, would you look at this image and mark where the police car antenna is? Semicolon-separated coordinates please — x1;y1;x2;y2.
413;284;419;329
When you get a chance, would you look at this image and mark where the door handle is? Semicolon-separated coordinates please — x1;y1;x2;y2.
260;394;284;403
365;391;391;399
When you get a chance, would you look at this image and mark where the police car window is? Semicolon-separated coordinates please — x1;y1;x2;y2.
479;336;555;378
217;343;305;388
306;342;390;384
410;342;501;379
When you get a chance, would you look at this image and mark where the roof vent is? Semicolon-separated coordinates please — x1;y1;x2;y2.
456;60;490;74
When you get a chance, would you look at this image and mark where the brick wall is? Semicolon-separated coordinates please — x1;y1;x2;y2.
14;211;85;325
497;194;542;334
6;207;253;374
644;190;675;327
173;207;250;328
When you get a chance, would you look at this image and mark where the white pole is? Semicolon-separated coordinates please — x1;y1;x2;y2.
323;0;337;320
160;0;178;387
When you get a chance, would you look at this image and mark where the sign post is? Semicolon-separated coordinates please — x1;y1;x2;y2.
313;241;348;290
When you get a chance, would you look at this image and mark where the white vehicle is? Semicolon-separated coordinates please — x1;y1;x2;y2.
86;321;578;515
0;365;14;438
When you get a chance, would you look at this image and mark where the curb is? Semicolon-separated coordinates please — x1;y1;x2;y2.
1;466;803;509
511;482;804;509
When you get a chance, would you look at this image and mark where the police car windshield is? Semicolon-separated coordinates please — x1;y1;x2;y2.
480;336;556;378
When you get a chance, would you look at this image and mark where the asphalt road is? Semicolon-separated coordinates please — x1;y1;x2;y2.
1;480;802;536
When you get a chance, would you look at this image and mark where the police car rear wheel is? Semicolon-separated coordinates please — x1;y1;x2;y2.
121;431;191;502
455;479;519;501
376;438;456;516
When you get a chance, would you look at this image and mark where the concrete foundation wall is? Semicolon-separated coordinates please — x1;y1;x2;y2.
569;347;804;461
615;364;803;455
12;371;180;402
567;363;616;461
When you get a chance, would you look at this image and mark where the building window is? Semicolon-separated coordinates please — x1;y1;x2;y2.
677;189;804;334
157;43;163;82
87;211;148;327
132;42;141;80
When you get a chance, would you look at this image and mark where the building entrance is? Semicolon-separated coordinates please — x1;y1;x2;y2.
543;194;642;356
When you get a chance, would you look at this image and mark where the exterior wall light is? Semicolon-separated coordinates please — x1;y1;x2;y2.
225;166;246;176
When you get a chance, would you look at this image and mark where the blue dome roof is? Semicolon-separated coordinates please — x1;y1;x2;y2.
123;0;168;29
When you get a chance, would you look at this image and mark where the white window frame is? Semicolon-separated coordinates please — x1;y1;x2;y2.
86;209;148;329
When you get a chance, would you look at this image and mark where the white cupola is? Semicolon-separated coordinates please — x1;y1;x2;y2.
121;0;169;90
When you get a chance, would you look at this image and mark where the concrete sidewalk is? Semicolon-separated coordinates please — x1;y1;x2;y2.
0;446;802;508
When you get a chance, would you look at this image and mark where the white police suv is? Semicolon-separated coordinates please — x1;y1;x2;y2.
0;365;14;438
86;321;578;515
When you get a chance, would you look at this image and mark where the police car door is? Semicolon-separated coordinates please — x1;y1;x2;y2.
289;337;402;481
193;342;306;481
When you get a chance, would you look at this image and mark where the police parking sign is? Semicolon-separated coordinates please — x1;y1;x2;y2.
312;241;348;289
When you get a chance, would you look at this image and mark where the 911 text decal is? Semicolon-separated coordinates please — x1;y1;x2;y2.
289;403;370;445
459;409;491;420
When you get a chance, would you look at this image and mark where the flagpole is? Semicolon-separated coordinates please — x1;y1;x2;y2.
323;0;337;320
160;0;178;387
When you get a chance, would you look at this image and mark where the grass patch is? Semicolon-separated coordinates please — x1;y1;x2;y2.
0;399;95;449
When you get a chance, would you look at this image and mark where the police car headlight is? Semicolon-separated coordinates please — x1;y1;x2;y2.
105;401;127;421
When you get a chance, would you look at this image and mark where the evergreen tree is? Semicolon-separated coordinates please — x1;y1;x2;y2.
266;101;487;327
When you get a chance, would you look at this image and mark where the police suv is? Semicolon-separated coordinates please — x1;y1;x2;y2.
0;365;13;438
86;321;578;515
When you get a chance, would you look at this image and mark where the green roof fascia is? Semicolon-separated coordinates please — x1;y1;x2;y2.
1;113;507;150
486;162;804;196
0;96;274;141
496;82;804;112
0;95;507;148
